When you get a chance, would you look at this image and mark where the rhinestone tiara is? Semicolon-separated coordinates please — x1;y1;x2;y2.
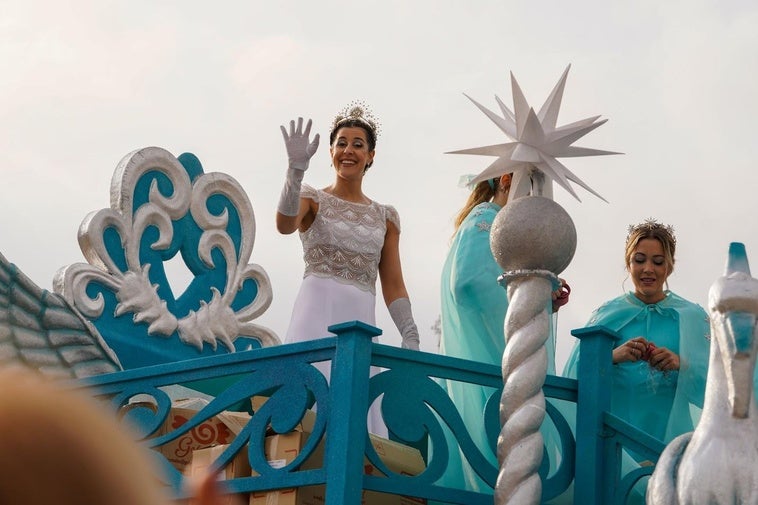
626;217;676;245
331;100;381;138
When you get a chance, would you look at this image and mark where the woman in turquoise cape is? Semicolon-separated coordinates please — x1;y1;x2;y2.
436;173;569;494
563;219;710;449
561;219;710;505
563;291;711;445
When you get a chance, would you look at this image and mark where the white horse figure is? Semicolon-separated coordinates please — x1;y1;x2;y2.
648;242;758;504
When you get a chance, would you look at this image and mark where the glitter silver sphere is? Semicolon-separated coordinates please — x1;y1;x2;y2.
490;196;577;274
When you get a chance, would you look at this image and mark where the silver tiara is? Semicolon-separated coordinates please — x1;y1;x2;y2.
332;100;380;138
626;217;676;245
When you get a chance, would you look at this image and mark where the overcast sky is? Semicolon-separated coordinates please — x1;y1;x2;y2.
2;0;757;371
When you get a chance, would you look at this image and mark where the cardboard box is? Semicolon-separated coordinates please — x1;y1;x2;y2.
250;431;426;505
189;444;252;505
150;398;252;472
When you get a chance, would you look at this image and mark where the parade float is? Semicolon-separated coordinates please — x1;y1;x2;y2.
2;67;757;505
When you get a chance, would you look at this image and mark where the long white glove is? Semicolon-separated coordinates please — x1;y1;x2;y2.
277;117;320;216
388;297;420;351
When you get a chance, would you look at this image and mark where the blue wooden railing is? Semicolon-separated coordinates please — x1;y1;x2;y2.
76;322;665;505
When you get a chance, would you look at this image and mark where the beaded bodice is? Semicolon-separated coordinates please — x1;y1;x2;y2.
299;184;400;294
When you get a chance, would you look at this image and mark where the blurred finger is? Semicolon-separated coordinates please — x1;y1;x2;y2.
190;470;223;505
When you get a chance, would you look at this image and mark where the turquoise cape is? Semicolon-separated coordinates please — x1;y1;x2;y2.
436;202;558;493
563;291;711;446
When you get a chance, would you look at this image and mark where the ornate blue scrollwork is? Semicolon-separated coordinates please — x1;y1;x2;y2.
87;350;330;493
53;147;279;370
365;356;577;502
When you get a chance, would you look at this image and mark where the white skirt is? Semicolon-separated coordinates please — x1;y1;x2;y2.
285;275;387;437
285;275;376;344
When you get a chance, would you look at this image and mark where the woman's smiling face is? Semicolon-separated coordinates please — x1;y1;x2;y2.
628;237;670;304
329;126;375;178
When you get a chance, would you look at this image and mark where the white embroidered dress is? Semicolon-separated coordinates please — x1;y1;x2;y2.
285;184;400;435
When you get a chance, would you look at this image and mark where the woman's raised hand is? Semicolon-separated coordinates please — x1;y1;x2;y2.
280;117;320;171
277;117;320;219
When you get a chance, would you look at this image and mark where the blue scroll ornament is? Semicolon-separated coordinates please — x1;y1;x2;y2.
0;146;279;379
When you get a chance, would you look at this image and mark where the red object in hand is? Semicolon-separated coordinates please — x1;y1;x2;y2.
552;283;571;309
641;342;657;361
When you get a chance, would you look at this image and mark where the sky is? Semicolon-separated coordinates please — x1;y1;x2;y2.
1;0;757;372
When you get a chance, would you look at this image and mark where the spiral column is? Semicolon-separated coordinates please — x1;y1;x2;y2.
489;196;576;505
495;273;554;503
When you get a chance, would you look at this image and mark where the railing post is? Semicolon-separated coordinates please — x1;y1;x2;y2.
323;321;381;505
571;325;619;505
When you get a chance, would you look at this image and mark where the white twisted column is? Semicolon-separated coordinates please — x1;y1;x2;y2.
490;196;576;505
495;271;555;503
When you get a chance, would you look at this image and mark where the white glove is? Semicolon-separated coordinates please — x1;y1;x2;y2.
277;117;320;216
280;117;320;171
388;298;420;351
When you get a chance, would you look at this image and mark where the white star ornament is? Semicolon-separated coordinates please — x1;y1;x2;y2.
448;65;622;202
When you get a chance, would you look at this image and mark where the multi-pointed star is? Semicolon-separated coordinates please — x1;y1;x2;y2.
448;65;621;202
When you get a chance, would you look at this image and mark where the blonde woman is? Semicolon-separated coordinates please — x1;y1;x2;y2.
563;219;710;450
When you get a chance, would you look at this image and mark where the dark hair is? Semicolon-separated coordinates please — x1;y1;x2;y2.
329;119;377;151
